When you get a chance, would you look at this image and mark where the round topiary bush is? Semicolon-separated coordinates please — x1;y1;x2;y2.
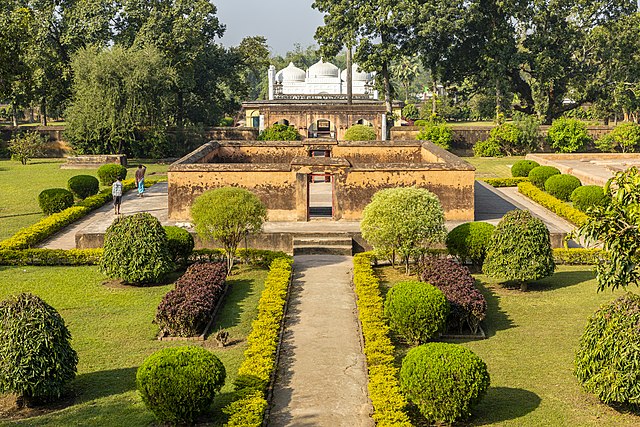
528;165;561;189
0;293;78;404
570;185;607;212
445;222;496;268
344;124;376;141
544;174;582;201
164;226;195;267
384;280;448;344
511;160;540;177
97;163;127;186
483;210;555;290
38;188;74;215
257;124;300;141
67;174;99;199
400;342;490;424
575;293;640;405
100;212;173;284
136;346;226;424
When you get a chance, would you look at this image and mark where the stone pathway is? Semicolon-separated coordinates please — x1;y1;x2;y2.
40;182;171;249
268;255;373;427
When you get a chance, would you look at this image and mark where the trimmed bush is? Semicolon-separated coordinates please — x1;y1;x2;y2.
164;226;194;267
420;257;487;333
155;262;227;337
544;174;582;201
595;122;640;153
473;139;503;157
384;280;448;344
445;222;495;268
38;188;74;215
0;293;78;404
511;160;540;177
136;346;226;424
487;122;523;155
400;343;490;424
0;248;103;266
100;212;173;284
528;165;561;189
97;163;127;186
416;121;453;150
547;117;592;153
575;293;640;405
482;177;529;187
344;124;376;141
553;248;606;265
570;185;606;212
518;181;589;226
257;124;300;141
67;175;99;199
483;210;555;290
351;253;412;426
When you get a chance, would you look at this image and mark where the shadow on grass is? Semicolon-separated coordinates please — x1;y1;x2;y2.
531;269;595;292
211;278;255;332
474;280;515;338
72;367;138;402
0;211;40;219
473;387;541;425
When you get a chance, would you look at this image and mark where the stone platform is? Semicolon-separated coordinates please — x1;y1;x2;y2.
526;153;640;186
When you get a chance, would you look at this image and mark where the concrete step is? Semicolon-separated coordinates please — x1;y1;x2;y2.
292;237;353;246
293;244;353;256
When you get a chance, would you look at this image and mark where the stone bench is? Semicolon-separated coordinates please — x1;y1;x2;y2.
61;155;127;169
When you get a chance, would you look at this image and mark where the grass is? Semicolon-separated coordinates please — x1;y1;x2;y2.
376;265;640;426
465;156;525;179
0;159;169;241
0;264;267;426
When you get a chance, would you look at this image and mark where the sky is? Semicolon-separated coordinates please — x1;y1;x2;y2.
216;0;325;55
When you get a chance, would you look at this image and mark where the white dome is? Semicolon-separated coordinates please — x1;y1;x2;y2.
341;64;372;82
276;62;305;83
308;58;339;78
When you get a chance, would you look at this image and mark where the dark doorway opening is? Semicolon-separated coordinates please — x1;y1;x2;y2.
308;174;333;218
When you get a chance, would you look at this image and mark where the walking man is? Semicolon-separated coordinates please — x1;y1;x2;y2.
135;164;146;197
112;177;123;215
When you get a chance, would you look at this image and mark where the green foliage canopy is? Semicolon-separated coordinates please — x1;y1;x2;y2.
577;167;640;291
361;187;446;273
191;187;267;273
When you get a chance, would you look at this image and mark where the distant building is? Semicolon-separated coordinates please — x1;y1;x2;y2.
244;59;401;140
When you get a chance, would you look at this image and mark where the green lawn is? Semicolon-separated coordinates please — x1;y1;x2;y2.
0;159;168;241
0;265;267;426
376;265;640;427
465;156;525;179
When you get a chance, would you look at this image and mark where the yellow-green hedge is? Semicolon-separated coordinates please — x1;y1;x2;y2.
223;256;293;427
482;177;529;187
0;179;164;251
518;181;589;226
0;248;104;265
353;252;412;427
553;248;606;265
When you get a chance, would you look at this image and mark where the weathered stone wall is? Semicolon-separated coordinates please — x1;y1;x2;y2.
336;168;474;221
205;127;259;141
216;142;307;163
168;140;475;222
168;165;297;221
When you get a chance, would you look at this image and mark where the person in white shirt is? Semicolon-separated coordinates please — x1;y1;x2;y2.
112;177;123;215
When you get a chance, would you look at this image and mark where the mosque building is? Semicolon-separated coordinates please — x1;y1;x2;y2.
243;58;401;140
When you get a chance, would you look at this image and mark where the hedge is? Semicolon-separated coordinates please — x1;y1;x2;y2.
481;177;529;188
553;248;606;265
352;252;412;426
0;179;162;251
223;256;293;426
0;248;103;266
518;181;589;226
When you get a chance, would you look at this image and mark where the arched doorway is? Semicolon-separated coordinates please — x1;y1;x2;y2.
308;119;335;138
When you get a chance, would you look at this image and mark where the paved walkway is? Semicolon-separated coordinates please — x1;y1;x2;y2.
39;182;172;249
268;255;373;427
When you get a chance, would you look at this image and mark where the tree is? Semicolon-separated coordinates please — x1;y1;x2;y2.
361;187;446;274
8;130;46;164
236;36;270;100
392;56;420;102
64;45;174;155
576;167;640;292
100;213;173;284
191;188;267;273
0;293;78;405
483;210;555;291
